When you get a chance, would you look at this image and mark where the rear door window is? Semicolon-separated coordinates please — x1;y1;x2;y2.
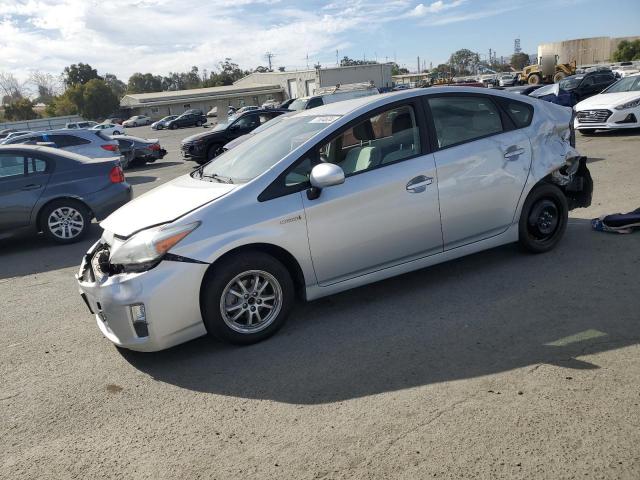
496;98;534;129
48;134;91;147
427;96;504;148
0;154;25;178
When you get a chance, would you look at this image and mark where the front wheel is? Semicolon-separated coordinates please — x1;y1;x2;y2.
170;123;177;130
41;200;91;244
195;121;202;127
527;73;542;85
201;252;294;344
207;144;223;161
519;183;568;253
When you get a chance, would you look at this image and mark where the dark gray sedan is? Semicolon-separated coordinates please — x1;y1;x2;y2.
0;145;132;244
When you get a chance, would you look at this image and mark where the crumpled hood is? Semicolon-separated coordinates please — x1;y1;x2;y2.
101;174;235;237
576;91;640;109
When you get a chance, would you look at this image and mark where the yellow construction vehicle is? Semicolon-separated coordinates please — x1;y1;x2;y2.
522;55;577;85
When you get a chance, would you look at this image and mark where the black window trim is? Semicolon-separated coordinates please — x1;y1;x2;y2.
258;97;433;202
421;92;515;152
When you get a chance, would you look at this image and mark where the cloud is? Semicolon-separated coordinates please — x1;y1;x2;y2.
408;0;466;16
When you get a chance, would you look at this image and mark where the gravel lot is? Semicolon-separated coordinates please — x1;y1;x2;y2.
1;124;639;479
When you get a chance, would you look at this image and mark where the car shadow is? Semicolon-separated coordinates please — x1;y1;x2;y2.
120;218;640;405
126;161;183;172
126;175;157;185
0;224;102;280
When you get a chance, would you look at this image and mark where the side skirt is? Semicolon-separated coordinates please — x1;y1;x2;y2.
304;223;519;301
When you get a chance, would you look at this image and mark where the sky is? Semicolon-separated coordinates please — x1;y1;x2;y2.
1;0;639;84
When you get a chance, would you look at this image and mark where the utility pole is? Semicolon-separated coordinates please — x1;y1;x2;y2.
306;53;309;69
417;56;420;73
336;49;339;66
264;52;275;71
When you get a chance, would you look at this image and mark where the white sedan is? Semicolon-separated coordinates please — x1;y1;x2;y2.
574;73;640;134
90;123;124;136
122;115;151;127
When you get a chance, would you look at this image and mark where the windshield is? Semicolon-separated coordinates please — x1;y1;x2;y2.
288;98;309;111
530;83;559;97
198;114;340;183
212;122;228;132
559;76;583;90
250;112;295;135
602;75;640;93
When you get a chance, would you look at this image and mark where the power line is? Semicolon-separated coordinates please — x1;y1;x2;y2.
264;52;275;71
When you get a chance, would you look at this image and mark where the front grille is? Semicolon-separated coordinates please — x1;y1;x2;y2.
577;109;612;124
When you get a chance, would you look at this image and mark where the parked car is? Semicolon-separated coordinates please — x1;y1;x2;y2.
528;83;577;107
612;65;640;78
123;115;152;127
288;86;379;111
90;123;124;136
66;121;99;129
3;129;121;160
183;109;204;116
111;135;167;168
0;128;18;140
261;100;280;109
181;109;287;163
104;118;124;125
222;111;296;152
151;115;178;130
0;145;131;244
279;99;295;109
236;106;260;115
504;85;545;96
165;112;207;130
557;71;617;102
77;87;592;351
207;106;237;117
573;73;640;135
498;74;516;87
0;131;33;143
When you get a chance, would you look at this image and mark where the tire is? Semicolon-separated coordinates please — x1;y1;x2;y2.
113;130;122;135
133;122;138;127
170;123;177;130
40;199;91;244
553;71;566;83
527;73;542;85
195;121;202;127
207;144;222;161
579;129;597;135
201;252;295;344
518;183;568;254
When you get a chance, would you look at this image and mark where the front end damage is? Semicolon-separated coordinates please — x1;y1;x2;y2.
550;155;593;210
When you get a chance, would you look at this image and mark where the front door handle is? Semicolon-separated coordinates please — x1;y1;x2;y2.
504;147;525;160
21;184;41;191
406;175;433;193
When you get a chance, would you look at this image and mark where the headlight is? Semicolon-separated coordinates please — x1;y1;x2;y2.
109;221;200;266
615;98;640;110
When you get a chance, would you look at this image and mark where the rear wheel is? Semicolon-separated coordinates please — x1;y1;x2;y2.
201;252;294;344
41;199;91;244
170;123;177;130
527;73;542;85
196;121;202;127
519;184;568;253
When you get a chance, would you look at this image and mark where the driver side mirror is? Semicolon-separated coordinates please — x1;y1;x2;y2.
307;163;345;200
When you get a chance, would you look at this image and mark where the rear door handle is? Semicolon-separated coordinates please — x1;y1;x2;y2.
21;184;41;191
504;147;525;160
406;175;433;193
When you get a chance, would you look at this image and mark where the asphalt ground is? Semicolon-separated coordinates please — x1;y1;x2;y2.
1;123;639;479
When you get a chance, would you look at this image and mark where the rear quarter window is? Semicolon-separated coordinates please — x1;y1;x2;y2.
48;134;91;147
497;98;534;129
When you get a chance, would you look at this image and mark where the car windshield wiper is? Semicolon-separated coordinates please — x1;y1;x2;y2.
201;172;234;184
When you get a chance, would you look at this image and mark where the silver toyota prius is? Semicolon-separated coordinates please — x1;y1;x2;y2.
77;87;593;351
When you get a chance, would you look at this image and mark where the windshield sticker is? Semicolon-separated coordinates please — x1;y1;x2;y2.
310;116;340;124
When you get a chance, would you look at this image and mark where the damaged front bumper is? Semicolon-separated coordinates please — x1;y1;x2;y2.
76;241;209;352
550;156;593;210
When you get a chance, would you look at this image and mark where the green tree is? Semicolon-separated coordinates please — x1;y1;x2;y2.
510;52;530;70
104;73;127;99
127;72;163;93
340;56;378;67
63;63;100;87
612;39;640;62
390;63;409;76
45;95;78;117
449;49;480;75
4;98;38;120
82;79;119;119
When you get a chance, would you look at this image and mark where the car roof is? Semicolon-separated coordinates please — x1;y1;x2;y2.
292;86;536;118
0;144;94;162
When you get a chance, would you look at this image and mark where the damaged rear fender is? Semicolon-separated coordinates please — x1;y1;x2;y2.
548;156;593;210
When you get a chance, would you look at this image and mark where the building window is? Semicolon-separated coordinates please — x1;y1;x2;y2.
151;107;159;114
183;104;191;109
252;96;258;104
239;99;246;107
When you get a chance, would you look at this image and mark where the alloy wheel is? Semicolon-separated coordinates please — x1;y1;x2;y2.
47;207;85;240
219;270;283;334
